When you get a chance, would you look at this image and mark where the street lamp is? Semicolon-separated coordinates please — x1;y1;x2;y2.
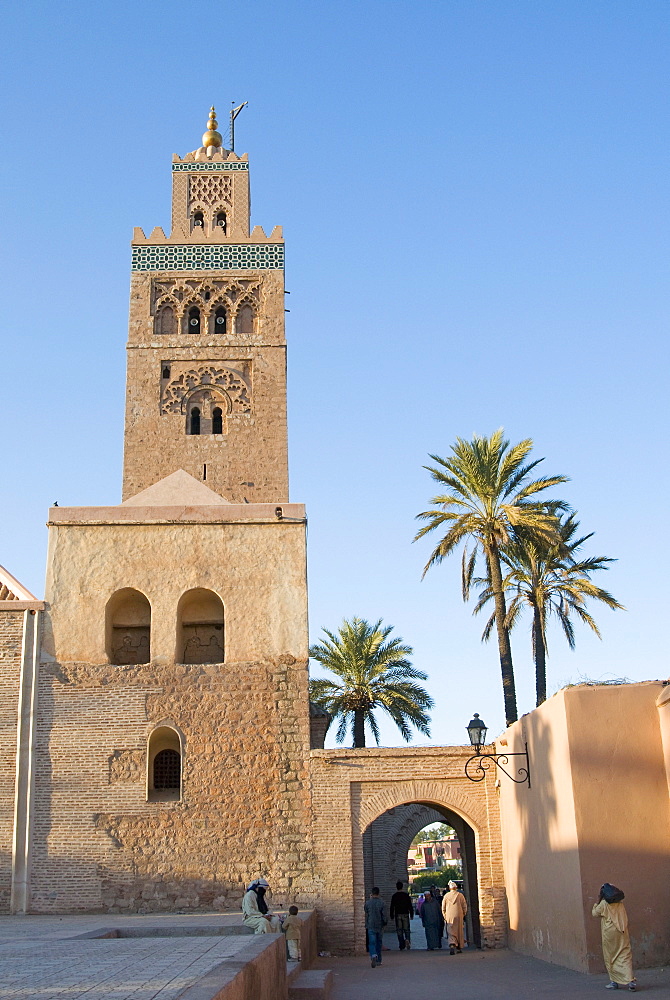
464;714;531;788
466;713;488;752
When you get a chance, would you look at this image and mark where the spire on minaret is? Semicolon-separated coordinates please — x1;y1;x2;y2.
202;106;223;149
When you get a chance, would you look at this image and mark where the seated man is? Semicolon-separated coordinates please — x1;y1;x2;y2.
242;878;282;933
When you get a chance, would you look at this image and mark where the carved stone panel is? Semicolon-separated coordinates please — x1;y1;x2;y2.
181;624;224;664
160;362;252;416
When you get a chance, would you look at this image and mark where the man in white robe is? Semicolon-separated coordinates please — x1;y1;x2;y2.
242;878;282;934
442;880;468;954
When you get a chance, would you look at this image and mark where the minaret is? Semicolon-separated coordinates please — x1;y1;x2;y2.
122;107;288;503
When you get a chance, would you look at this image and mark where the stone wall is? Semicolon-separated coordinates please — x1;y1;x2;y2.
0;611;23;912
30;654;314;914
310;747;506;954
122;269;289;504
29;509;315;915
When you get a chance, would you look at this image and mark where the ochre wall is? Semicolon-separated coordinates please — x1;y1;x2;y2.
568;682;670;971
498;690;586;970
0;611;23;912
500;681;670;973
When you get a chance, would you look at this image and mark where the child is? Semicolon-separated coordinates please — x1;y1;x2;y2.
283;905;302;960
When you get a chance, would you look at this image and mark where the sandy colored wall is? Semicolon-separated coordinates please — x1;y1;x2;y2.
567;682;670;971
29;515;314;914
499;690;586;970
42;519;306;665
0;611;23;912
500;682;670;973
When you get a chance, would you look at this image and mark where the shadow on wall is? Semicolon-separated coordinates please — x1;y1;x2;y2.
507;684;670;973
510;712;565;967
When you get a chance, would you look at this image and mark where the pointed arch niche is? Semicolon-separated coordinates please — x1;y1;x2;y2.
177;588;224;664
147;724;182;802
106;588;151;665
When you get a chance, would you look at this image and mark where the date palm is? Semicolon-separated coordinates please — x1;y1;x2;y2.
415;429;568;726
308;617;433;748
474;515;624;706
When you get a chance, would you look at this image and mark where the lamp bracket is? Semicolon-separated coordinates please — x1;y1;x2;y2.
464;742;531;788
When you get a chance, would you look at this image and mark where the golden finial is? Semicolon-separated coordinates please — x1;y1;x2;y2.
202;105;223;149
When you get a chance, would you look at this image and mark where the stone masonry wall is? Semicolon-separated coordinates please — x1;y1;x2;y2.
0;611;23;912
30;653;316;913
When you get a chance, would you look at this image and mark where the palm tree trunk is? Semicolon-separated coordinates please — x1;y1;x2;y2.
353;710;366;748
486;542;518;726
532;605;547;706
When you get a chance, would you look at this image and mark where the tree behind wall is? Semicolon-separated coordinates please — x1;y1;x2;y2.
309;616;433;748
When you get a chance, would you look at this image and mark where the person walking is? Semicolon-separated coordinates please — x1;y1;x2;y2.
390;880;414;950
431;884;445;947
420;889;443;951
592;883;636;991
364;887;387;968
442;880;468;953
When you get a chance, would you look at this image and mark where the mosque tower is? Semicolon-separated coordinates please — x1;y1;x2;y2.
6;112;314;915
123;107;288;503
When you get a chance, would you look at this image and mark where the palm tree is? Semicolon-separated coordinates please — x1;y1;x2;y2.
414;429;568;726
308;617;433;748
473;515;624;706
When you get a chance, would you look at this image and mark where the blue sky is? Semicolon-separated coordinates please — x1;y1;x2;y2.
1;1;668;747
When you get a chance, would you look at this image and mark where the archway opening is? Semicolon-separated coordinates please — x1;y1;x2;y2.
362;801;481;948
147;725;182;802
176;588;224;664
106;588;151;665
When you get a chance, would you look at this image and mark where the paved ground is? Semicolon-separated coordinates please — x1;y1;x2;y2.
312;919;670;999
0;914;667;999
0;914;256;1000
0;937;249;1000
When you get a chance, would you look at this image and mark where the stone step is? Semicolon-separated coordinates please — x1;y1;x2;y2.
288;968;333;1000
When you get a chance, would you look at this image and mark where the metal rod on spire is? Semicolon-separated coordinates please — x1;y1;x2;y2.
230;102;248;152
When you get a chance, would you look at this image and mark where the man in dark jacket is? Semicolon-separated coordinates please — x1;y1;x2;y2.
364;887;387;967
390;880;415;950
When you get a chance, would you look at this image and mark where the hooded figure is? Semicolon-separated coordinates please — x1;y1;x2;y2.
591;884;636;991
242;878;282;934
420;889;443;950
442;880;468;953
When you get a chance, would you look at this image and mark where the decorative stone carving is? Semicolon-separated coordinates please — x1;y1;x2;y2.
181;625;224;664
161;365;251;415
188;173;232;210
111;626;150;665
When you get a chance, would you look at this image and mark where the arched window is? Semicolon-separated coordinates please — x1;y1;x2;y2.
191;210;204;232
147;726;182;802
189;407;201;435
154;304;175;336
212;407;223;434
177;588;224;664
235;304;254;336
214;211;227;233
186;306;201;335
106;589;151;665
162;365;171;379
212;306;227;335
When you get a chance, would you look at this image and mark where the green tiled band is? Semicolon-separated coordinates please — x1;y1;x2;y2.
132;244;284;271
